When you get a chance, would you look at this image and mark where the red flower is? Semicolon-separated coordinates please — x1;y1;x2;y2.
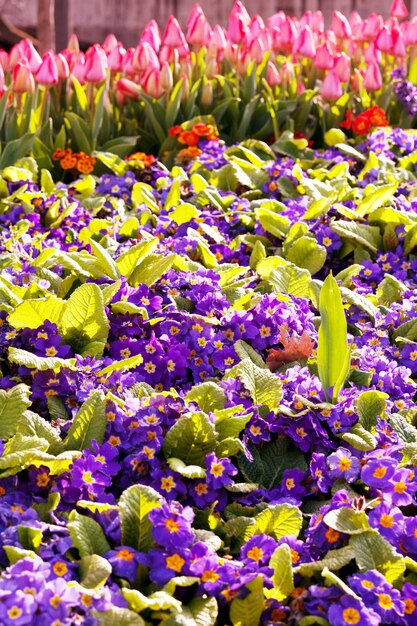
340;110;354;130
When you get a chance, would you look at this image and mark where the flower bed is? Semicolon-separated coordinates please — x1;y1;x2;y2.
1;0;417;624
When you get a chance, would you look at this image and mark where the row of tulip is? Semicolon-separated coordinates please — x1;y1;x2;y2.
0;0;416;165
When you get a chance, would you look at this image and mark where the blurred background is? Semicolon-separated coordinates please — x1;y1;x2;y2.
0;0;414;52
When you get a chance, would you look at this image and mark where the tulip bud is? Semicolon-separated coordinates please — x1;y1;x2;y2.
180;72;190;102
71;52;86;84
141;66;164;98
311;11;324;33
122;48;136;77
363;14;384;40
163;16;187;48
390;0;408;19
107;43;125;72
208;25;227;60
200;79;213;106
21;39;42;73
224;42;238;65
160;62;173;92
315;43;334;70
267;11;286;31
103;34;118;53
363;61;382;91
248;36;266;64
391;24;406;57
227;10;247;44
332;11;352;39
293;25;316;58
12;60;35;94
0;65;5;98
186;4;212;47
0;50;10;74
321;70;342;100
349;11;363;38
35;51;58;86
55;53;70;80
132;42;159;72
376;26;393;53
116;77;140;99
140;20;161;52
84;44;107;83
266;60;281;86
67;33;80;55
364;42;381;64
335;53;351;82
205;57;218;78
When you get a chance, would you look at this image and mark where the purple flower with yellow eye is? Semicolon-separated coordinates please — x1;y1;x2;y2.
328;595;381;626
368;502;404;543
361;458;397;489
103;546;139;582
386;468;417;506
327;448;360;483
148;502;194;549
205;453;237;489
138;548;190;585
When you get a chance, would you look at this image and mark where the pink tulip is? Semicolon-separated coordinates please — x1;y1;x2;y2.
67;33;80;55
35;51;58;86
293;25;316;58
84;45;107;83
115;77;140;98
229;1;251;27
160;62;173;92
311;11;324;33
159;45;179;65
279;16;297;50
132;43;159;72
12;60;35;93
248;15;265;37
186;4;212;46
227;10;247;44
107;43;126;72
55;53;70;80
363;61;382;91
71;52;86;84
9;43;24;70
0;50;9;74
349;11;363;34
315;43;334;70
362;14;384;40
140;20;161;52
122;48;136;77
321;70;342;100
335;53;351;82
364;41;381;64
21;39;42;73
266;60;281;86
267;11;286;31
375;26;393;53
390;0;408;19
391;24;406;56
102;34;118;53
141;66;164;98
224;42;238;65
332;11;352;39
162;16;187;48
0;65;5;97
248;36;266;64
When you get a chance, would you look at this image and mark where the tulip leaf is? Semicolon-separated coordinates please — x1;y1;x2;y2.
317;274;351;403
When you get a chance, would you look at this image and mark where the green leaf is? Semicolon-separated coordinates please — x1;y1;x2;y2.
284;236;327;275
88;239;120;280
0;133;35;170
268;264;312;299
60;283;109;356
355;183;397;218
64;390;106;451
8;347;77;372
225;358;282;414
230;575;264;626
355;390;388;431
331;221;381;253
122;587;182;613
67;510;111;557
390;414;417;443
80;554;112;589
295;546;355;576
18;525;42;552
254;504;302;540
92;608;145;626
96;354;143;377
267;544;294;602
167;458;206;479
4;546;37;565
234;340;267;369
170;202;199;225
129;253;176;287
17;411;65;455
392;319;417;342
350;531;405;584
257;438;307;490
339;286;378;322
214;406;251;440
317;274;351;403
341;423;377;451
119;484;163;551
71;75;88;112
323;507;371;535
8;297;66;330
185;382;226;413
163;412;218;466
0;384;32;440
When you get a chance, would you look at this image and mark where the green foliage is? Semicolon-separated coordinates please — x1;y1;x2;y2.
119;484;162;551
163;412;218;466
267;544;295;601
64;391;106;451
225;357;282;416
350;531;405;584
230;575;265;626
67;510;111;557
317;274;351;403
0;384;32;441
60;283;109;356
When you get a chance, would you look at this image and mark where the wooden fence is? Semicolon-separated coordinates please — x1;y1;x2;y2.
1;0;415;49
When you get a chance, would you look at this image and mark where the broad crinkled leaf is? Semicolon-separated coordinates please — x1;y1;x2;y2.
116;238;159;280
230;575;264;626
254;503;302;540
225;357;282;414
0;384;32;440
8;347;77;372
350;531;405;584
185;382;226;413
119;484;163;551
68;511;111;557
64;390;106;451
267;544;295;601
60;283;109;356
163;411;218;466
8;297;66;330
79;554;112;589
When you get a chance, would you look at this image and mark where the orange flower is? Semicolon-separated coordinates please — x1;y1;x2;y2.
177;146;202;161
352;113;372;135
168;125;183;138
366;105;388;127
52;148;68;160
76;158;94;174
192;123;217;137
177;130;200;146
60;154;78;170
126;151;156;166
